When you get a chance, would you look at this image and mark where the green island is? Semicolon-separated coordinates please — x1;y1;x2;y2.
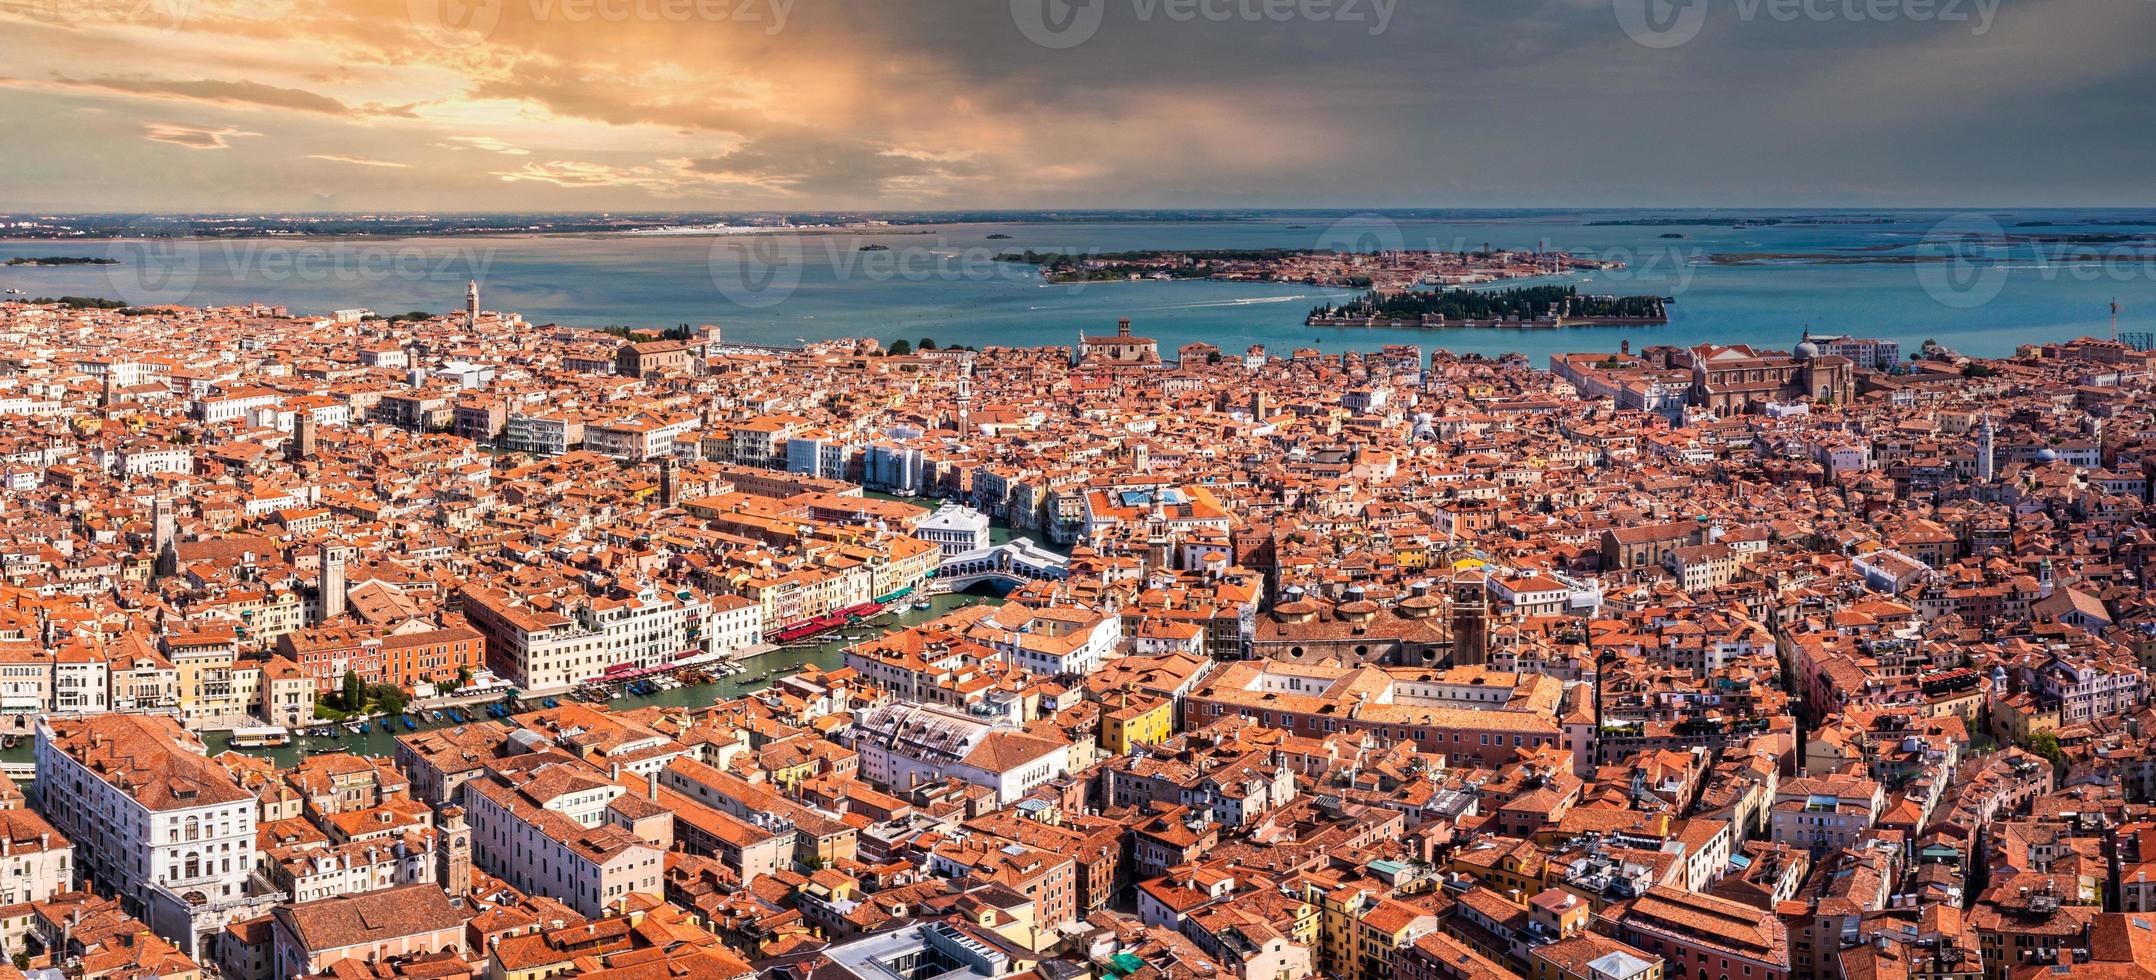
998;247;1335;283
17;295;158;312
5;256;119;266
1307;284;1666;326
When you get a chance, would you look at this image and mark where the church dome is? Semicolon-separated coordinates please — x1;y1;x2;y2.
1794;338;1820;361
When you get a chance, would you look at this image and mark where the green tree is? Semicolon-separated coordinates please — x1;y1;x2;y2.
2028;732;2069;778
887;339;912;356
918;337;937;351
1206;351;1223;364
369;683;410;716
340;669;365;711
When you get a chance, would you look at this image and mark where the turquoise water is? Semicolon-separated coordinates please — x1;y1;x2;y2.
6;209;2156;361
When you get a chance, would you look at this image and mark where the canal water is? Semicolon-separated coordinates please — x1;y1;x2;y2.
5;500;1066;773
3;588;1008;773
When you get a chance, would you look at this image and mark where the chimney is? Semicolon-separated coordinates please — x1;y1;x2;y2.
645;771;659;802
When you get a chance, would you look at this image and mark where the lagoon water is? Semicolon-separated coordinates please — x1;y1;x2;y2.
6;209;2156;361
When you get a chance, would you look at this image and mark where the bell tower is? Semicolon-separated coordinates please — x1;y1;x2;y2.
437;805;472;897
152;494;177;579
291;411;317;463
319;542;347;622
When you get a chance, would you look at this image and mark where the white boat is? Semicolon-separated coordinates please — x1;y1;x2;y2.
230;726;293;748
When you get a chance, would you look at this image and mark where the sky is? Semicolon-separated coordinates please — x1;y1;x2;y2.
0;0;2151;212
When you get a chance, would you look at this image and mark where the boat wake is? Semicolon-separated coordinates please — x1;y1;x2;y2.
1150;294;1311;311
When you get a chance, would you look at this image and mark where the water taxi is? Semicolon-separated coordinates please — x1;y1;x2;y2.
230;726;294;748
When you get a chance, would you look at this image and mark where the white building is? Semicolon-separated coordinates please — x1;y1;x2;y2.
848;704;1071;805
51;651;110;715
460;587;610;691
0;808;72;908
463;760;662;917
581;583;718;673
703;594;765;659
102;443;194;478
1492;574;1570;618
1769;775;1884;854
916;503;992;557
503;412;583;455
463;582;725;689
2028;652;2147;726
433;361;496;389
193;388;280;424
784;431;862;480
969;603;1121;677
584;413;696;461
35;714;276;956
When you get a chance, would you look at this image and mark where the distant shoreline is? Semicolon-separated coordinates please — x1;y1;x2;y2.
5;208;2156;242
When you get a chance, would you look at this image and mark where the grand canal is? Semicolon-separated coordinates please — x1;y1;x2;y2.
1;588;1003;776
205;587;1006;768
0;500;1061;776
